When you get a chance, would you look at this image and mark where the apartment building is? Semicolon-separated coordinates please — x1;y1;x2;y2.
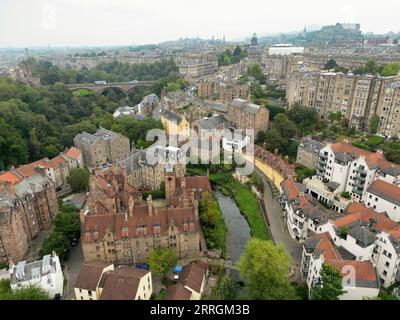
323;203;400;288
296;138;325;169
301;232;380;299
304;142;400;211
0;171;58;263
74;128;130;168
9;252;64;299
197;79;248;103
286;71;400;136
227;98;269;135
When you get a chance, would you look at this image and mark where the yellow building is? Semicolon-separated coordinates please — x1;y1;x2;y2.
161;109;190;140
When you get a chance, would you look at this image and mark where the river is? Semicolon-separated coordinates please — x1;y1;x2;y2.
214;190;251;263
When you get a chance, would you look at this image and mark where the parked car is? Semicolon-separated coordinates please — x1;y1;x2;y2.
135;262;150;270
70;238;79;247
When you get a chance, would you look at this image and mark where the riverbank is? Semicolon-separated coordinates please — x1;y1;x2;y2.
187;167;270;241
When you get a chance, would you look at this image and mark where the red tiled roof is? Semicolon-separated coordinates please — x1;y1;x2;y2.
0;171;22;185
64;147;81;160
281;179;300;201
325;259;378;285
49;155;68;167
15;159;51;178
335;203;399;239
315;233;340;260
254;145;297;179
367;179;400;205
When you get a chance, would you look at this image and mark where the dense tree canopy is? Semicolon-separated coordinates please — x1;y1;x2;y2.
147;247;177;277
237;239;296;300
0;279;50;300
67;168;90;192
0;58;172;169
311;263;345;300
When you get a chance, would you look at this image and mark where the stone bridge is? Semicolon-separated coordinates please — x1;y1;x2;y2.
66;81;156;95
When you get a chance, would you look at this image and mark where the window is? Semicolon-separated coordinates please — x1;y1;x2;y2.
385;261;390;268
88;290;92;296
383;270;387;276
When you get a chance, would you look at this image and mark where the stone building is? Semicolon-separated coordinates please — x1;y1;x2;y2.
197;80;248;103
80;168;211;264
286;71;400;136
118;147;186;191
175;53;218;81
0;171;58;263
74;128;130;168
227;98;269;135
296;138;325;169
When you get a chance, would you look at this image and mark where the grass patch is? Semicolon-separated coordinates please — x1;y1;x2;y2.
73;88;92;97
295;165;315;183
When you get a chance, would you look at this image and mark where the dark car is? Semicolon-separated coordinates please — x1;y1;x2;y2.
70;238;79;247
135;262;150;270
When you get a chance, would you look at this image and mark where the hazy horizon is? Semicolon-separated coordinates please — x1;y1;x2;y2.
1;0;400;48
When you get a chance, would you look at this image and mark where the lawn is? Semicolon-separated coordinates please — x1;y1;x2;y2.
73;88;92;97
295;164;316;183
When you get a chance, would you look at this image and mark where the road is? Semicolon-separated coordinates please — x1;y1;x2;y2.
64;242;84;300
255;169;303;279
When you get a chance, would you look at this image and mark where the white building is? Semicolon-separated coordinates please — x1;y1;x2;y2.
9;252;64;299
301;233;380;300
365;179;400;222
326;202;400;288
280;179;343;242
268;44;305;56
307;142;400;209
74;262;152;300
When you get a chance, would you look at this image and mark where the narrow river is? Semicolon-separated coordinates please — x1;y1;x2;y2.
214;190;251;263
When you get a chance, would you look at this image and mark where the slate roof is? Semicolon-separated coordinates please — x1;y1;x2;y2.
367;179;400;206
194;115;228;130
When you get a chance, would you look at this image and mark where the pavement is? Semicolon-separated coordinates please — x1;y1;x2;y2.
64;242;84;300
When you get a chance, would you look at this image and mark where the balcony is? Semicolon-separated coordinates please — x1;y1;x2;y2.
352;187;363;195
356;167;367;176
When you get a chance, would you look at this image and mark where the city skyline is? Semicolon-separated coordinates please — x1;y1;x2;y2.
1;0;400;48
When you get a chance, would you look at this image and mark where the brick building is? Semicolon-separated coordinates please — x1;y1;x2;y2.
0;171;58;263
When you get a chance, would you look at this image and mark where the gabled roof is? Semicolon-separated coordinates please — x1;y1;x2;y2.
178;262;208;293
161;110;183;124
165;283;192;300
74;261;113;291
367;179;400;206
63;147;81;160
325;259;379;289
99;267;149;300
0;171;22;185
15;159;51;178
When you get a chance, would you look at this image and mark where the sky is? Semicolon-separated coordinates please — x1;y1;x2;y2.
0;0;400;48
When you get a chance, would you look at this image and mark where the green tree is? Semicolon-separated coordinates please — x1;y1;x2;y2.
325;59;338;70
53;210;81;242
368;114;380;134
39;231;71;261
212;275;239;300
0;279;50;300
381;62;400;76
148;247;177;278
237;238;296;300
67;168;90;192
311;263;346;300
247;64;266;84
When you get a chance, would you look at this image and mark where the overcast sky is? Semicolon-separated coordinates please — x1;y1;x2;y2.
1;0;400;48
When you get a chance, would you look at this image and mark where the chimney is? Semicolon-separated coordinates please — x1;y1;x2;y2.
274;148;279;156
376;149;383;155
284;155;289;165
147;194;153;216
88;175;97;193
181;177;186;189
128;196;134;217
80;209;85;224
34;165;46;176
183;197;190;208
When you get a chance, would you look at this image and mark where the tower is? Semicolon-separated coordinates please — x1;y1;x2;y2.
251;33;258;46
